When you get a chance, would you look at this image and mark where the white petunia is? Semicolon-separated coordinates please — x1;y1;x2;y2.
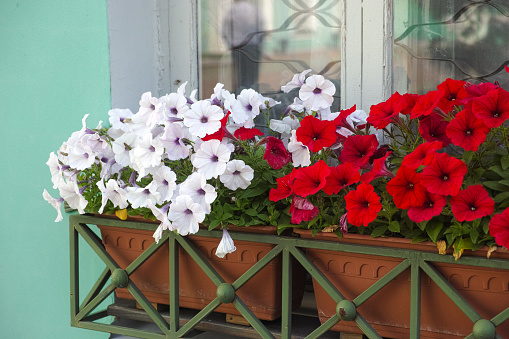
219;160;254;190
47;152;63;189
43;189;64;222
230;88;263;128
281;69;312;93
299;75;336;111
112;132;137;167
130;134;164;177
288;130;311;167
58;179;88;214
180;172;217;213
183;100;224;138
191;140;231;179
168;195;205;236
215;228;237;258
125;181;161;209
68;142;96;170
160;123;191;160
109;108;134;132
97;179;128;213
159;92;189;119
152;166;177;203
137;92;163;127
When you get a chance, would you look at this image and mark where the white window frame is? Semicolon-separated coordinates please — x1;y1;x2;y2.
108;0;393;111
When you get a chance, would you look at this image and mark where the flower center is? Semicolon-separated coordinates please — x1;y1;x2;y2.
443;175;448;181
149;145;156;152
408;183;414;188
171;107;178;115
466;130;472;135
201;116;208;123
429;202;434;208
143;189;151;195
185;209;193;215
470;206;477;211
211;155;219;162
150;104;156;110
198;188;206;195
493;111;500;118
233;170;241;175
313;88;322;94
246;104;253;111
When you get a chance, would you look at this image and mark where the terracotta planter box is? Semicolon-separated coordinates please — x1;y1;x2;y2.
98;222;305;321
295;230;509;338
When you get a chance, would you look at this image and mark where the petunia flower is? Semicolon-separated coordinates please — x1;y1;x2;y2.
234;127;263;141
345;183;382;227
407;191;447;223
58;179;88;214
489;208;509;249
191;139;231;179
68;142;96;170
202;111;231;142
179;172;216;213
367;92;403;129
130;134;165;177
398;93;420;115
419;113;451;147
386;166;427;209
401;141;442;170
111;132;138;167
289;196;319;224
230;88;263;128
446;107;490;152
288;130;311;167
338;134;379;168
472;88;509;128
152;166;178;203
168;195;205;236
281;69;312;93
437;78;468;113
215;228;237;258
410;89;444;119
47;152;64;189
159;92;189;119
450;185;494;222
459;82;499;105
296;115;337;152
293;160;331;197
137;92;163;127
299;75;336;111
160;123;191;160
43;189;64;222
361;151;394;183
220;159;254;191
183;100;224;138
108;108;134;134
126;181;161;209
97;179;128;213
323;162;360;195
421;153;467;196
263;136;291;170
269;170;297;202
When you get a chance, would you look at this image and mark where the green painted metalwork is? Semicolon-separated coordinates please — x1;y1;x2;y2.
69;214;509;338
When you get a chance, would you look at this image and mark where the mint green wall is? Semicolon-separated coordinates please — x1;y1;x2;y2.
0;1;110;338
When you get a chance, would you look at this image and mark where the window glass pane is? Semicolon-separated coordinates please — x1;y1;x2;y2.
198;0;342;111
393;0;509;94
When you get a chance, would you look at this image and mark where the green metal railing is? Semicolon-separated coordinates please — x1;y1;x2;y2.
70;214;509;339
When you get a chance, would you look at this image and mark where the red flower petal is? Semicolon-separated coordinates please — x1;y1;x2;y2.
490;208;509;249
421;153;467;196
202;111;229;141
296;115;337;152
263;136;291;170
419;113;451;147
408;191;447;223
361;151;393;184
323;162;360;195
338;135;379;168
437;78;468;113
234;127;263;140
446;107;489;152
472;88;509;128
401;141;442;170
386;166;427;209
289;196;319;224
293;160;331;197
345;183;382;227
450;185;494;222
367;92;403;129
410;90;443;119
269;170;296;202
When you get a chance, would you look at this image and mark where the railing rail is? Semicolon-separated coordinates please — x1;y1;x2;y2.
69;214;509;339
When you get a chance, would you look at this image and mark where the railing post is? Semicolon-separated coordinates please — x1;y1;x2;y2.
169;231;179;336
410;254;421;339
281;245;292;338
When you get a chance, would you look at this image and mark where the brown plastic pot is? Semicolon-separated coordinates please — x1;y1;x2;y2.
97;216;305;321
294;229;509;338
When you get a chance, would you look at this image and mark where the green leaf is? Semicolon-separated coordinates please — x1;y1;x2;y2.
498;179;509;187
417;220;428;231
454;238;473;251
470;229;479;244
411;235;428;243
482;170;503;180
502;155;509;170
214;204;223;218
489;165;509;179
245;209;258;216
370;225;388;237
224;203;234;215
483;181;509;192
462;151;474;165
388;221;400;233
494;191;509;203
426;221;443;243
208;220;220;230
222;213;233;220
237;185;267;199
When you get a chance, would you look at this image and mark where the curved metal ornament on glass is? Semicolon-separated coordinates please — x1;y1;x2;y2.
393;0;509;94
198;0;342;114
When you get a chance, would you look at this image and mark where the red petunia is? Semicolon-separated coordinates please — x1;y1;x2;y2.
263;136;291;170
419;113;451;147
333;105;357;131
296;115;337;152
289;196;319;224
489;207;509;249
361;151;394;183
437;78;468;113
386;166;427;209
401;141;442;170
338;135;379;168
421;153;467;196
472;88;509;128
408;191;447;223
202;111;230;141
367;92;403;129
398;93;420;116
450;185;494;222
293;160;331;197
269;170;296;202
345;183;382;227
234;127;263;140
410;89;444;119
459;82;499;105
446;107;490;152
323;162;360;195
